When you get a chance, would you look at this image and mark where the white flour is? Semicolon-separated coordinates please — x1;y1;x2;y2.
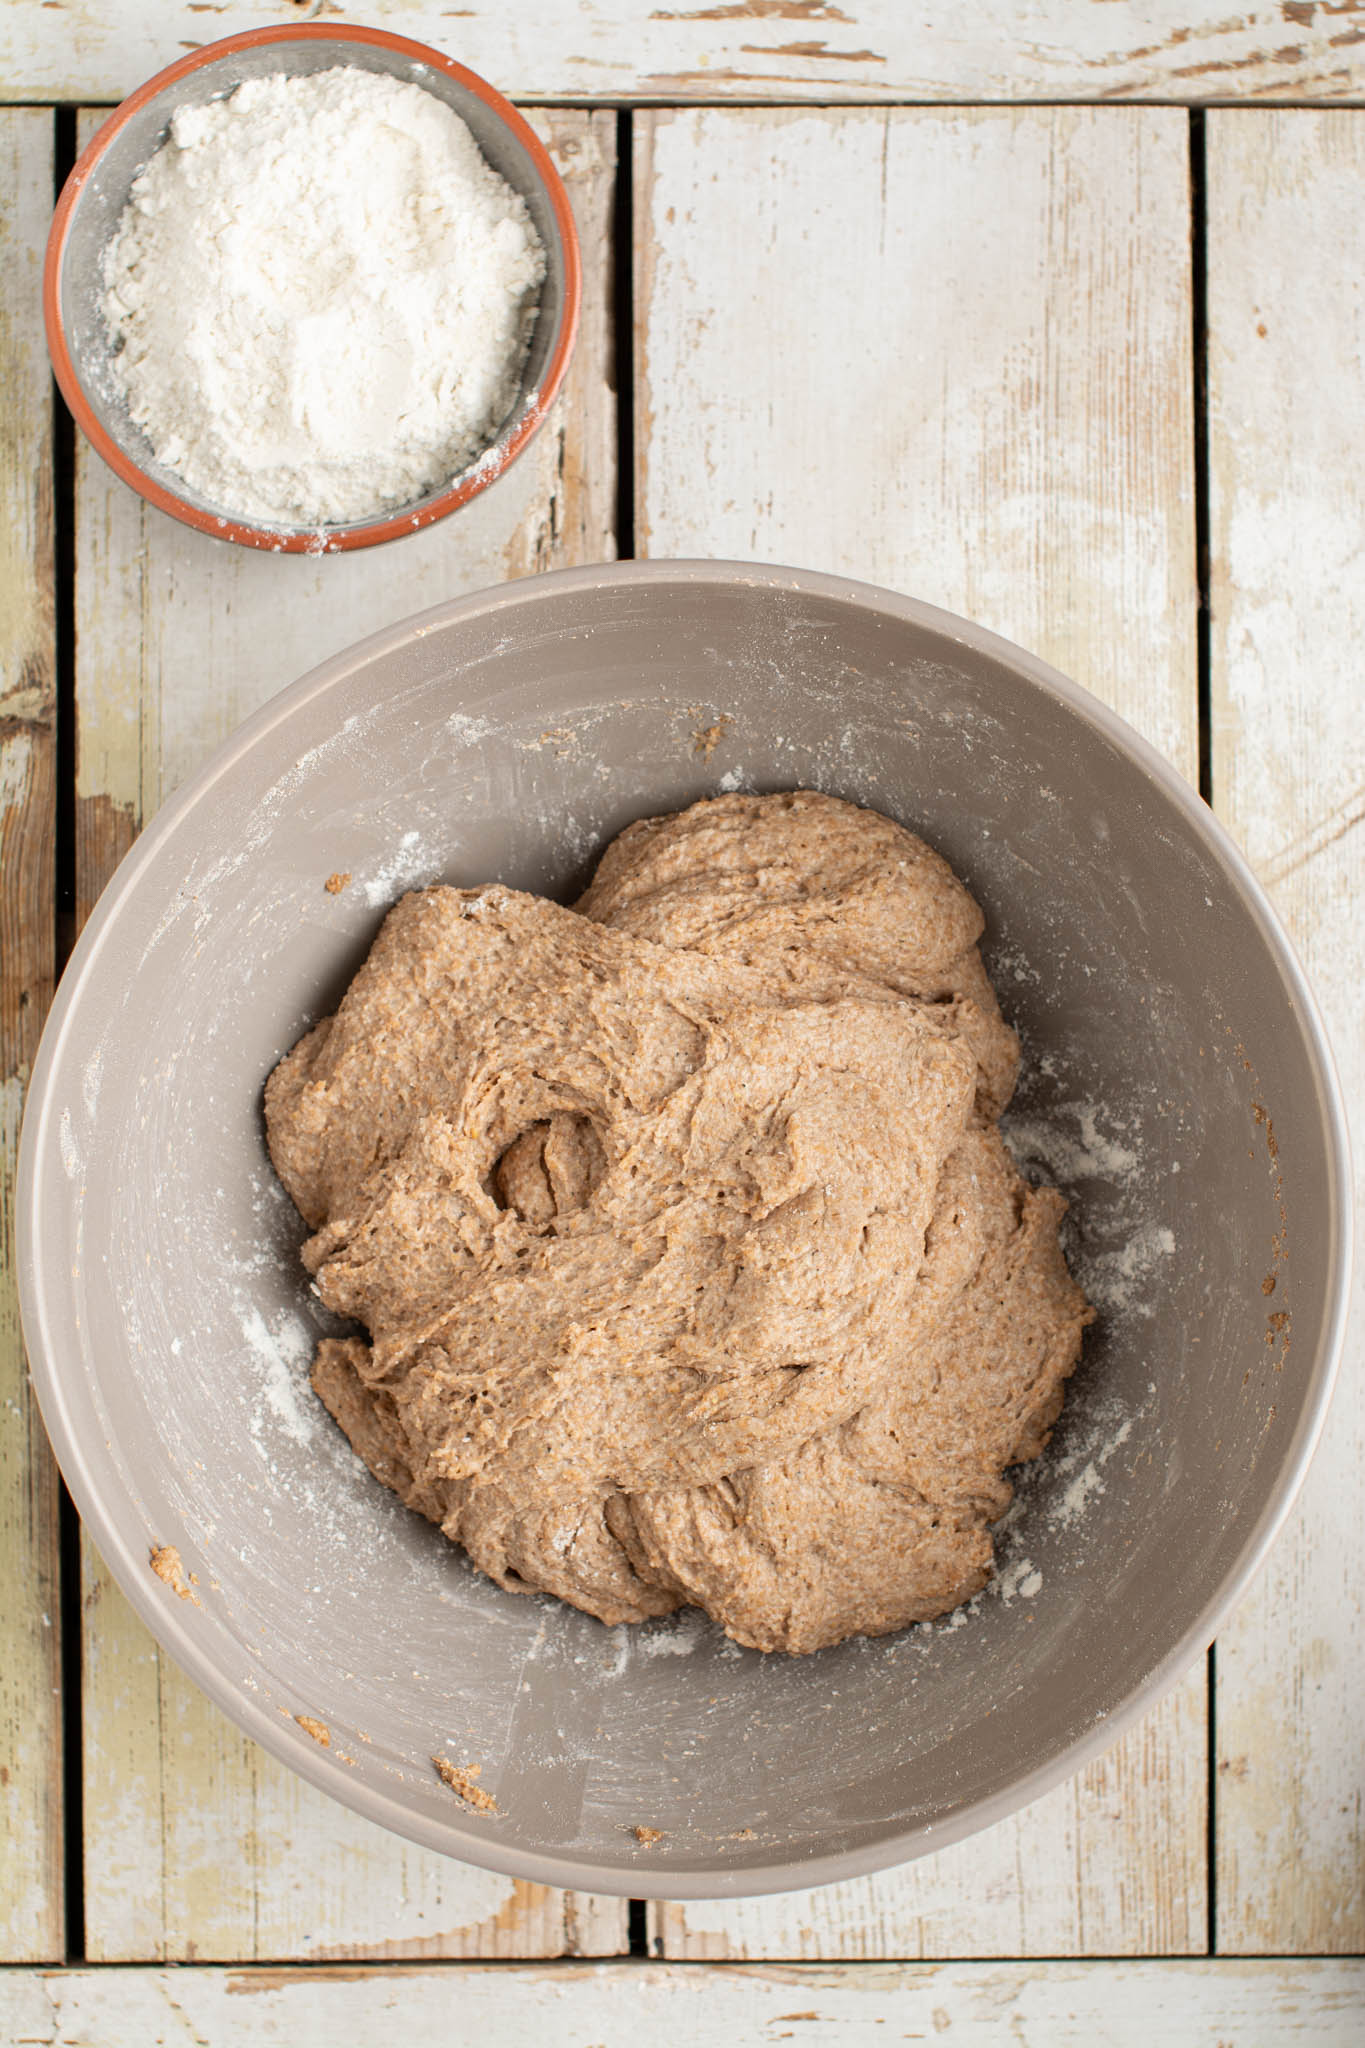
101;67;546;526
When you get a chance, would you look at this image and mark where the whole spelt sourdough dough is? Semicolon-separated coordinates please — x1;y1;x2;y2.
265;793;1093;1653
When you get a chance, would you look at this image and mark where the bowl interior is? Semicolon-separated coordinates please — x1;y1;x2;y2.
55;33;571;537
22;566;1343;1895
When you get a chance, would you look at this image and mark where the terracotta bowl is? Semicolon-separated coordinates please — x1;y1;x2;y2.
43;23;581;553
18;564;1350;1897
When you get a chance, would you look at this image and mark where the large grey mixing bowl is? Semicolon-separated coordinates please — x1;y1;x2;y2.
18;562;1349;1898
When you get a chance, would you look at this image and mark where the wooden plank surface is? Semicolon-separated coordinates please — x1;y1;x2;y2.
647;1695;1208;1959
72;106;626;1964
3;1960;1364;2046
4;35;1355;2003
635;102;1204;1959
0;106;63;1967
5;2;1365;107
1206;107;1365;1956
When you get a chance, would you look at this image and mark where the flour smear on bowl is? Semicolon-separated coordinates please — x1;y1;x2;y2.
100;67;546;526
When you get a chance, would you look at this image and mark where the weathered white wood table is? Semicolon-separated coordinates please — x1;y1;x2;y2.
1;7;1361;2041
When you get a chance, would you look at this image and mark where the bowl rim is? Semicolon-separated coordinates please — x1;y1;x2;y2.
17;559;1354;1898
42;20;582;554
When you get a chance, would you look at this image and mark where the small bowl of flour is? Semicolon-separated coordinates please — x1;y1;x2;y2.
44;24;581;552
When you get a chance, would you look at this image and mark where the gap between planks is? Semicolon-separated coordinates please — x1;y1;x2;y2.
5;1;1365;105
1206;106;1365;1957
0;103;62;1968
1;1959;1363;2046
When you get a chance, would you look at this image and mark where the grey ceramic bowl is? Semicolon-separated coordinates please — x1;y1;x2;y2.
18;562;1350;1898
44;22;581;552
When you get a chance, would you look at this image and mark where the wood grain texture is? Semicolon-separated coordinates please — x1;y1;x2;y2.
635;103;1204;1959
1206;107;1365;1956
73;107;625;1963
636;106;1199;763
3;1960;1365;2044
4;2;1365;106
650;1676;1209;1959
0;107;63;1966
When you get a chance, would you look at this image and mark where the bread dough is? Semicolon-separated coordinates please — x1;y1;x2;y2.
265;793;1093;1653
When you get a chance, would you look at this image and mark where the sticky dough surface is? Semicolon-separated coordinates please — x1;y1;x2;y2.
265;793;1093;1653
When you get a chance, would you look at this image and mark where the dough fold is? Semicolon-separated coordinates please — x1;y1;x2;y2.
266;792;1092;1653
